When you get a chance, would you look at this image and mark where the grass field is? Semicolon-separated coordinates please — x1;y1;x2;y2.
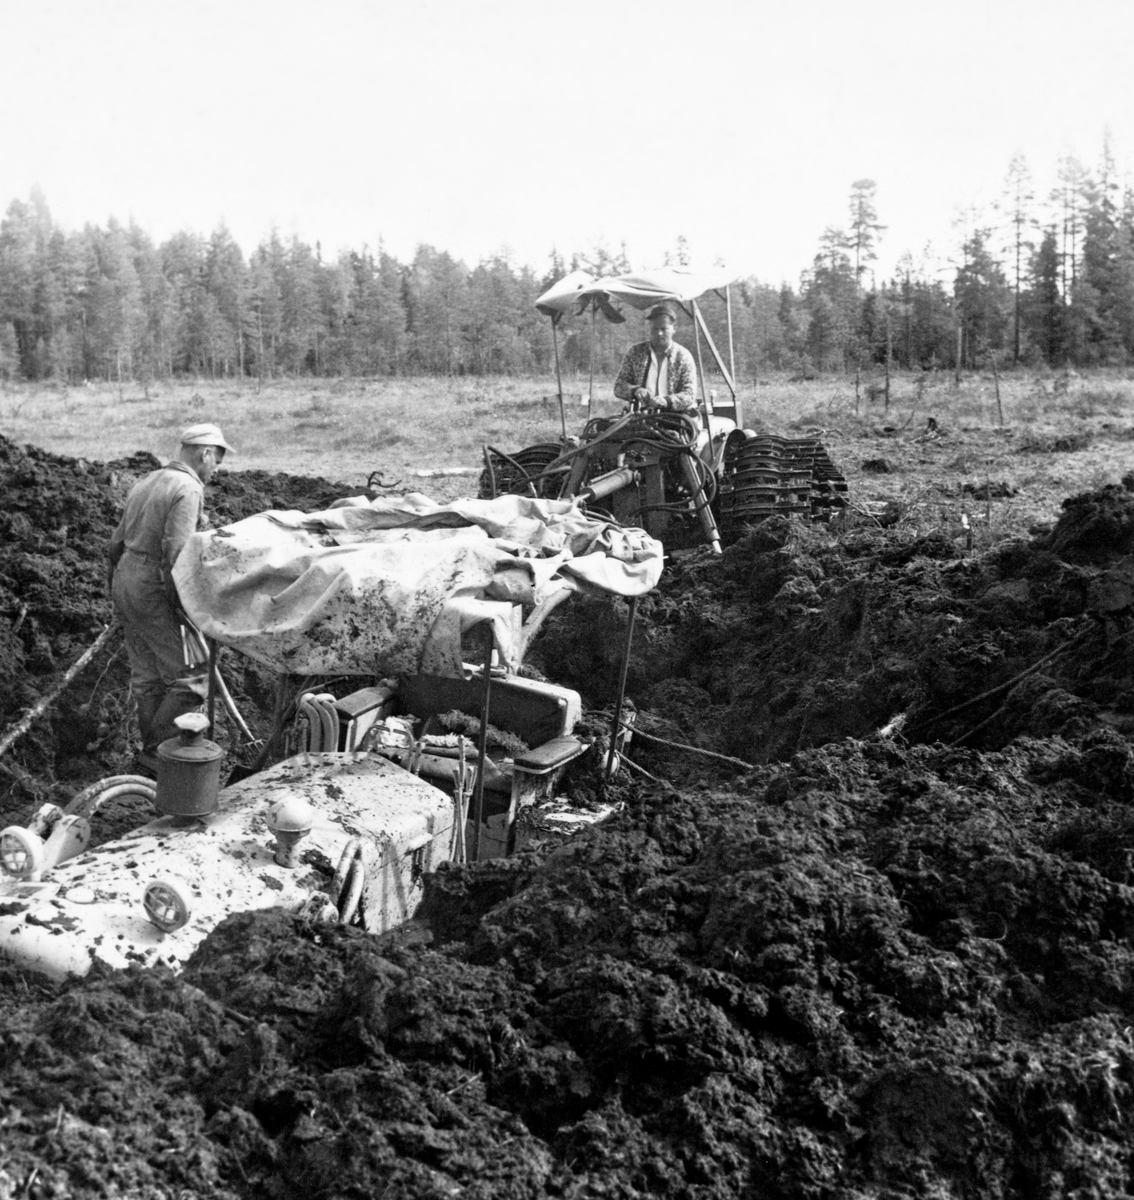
2;369;1134;522
0;376;581;491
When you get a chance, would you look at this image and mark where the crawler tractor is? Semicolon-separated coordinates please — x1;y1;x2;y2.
479;269;847;553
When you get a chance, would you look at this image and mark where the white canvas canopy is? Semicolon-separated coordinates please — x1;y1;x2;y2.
534;267;742;431
535;267;736;319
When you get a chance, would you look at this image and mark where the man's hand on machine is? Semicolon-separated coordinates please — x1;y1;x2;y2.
633;387;667;410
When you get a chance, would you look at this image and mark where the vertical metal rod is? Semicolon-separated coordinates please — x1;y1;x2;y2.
470;622;493;861
725;283;737;391
551;315;567;441
691;301;712;430
605;596;638;779
726;284;742;426
206;639;218;736
588;303;596;409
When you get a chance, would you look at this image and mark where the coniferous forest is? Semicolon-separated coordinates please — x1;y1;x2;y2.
3;141;1133;386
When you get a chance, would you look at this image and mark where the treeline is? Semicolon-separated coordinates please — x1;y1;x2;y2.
2;141;1133;386
796;141;1134;375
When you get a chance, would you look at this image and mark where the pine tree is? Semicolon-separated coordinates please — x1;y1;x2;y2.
847;180;885;284
999;153;1034;364
247;234;285;382
801;226;857;371
204;224;248;377
1052;155;1090;363
0;190;59;378
954;229;1010;366
1077;133;1125;363
1025;226;1065;365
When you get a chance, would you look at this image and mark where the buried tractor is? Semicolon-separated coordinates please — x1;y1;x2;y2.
480;269;848;553
0;494;650;980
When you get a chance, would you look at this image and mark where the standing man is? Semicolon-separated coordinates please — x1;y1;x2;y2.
107;423;233;774
613;302;699;414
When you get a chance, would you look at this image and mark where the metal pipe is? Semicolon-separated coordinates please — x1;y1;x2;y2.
726;283;737;390
67;781;156;818
470;622;494;861
606;596;638;779
580;466;640;504
297;694;321;752
588;303;596;410
206;639;218;737
551;314;567;441
64;774;157;817
313;694;339;753
725;284;742;425
692;302;736;400
691;302;712;432
676;452;722;554
481;444;498;498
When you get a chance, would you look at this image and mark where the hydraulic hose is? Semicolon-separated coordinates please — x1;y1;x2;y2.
488;413;641;495
64;775;157;818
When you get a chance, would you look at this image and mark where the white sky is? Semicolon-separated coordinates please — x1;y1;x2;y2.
1;0;1132;287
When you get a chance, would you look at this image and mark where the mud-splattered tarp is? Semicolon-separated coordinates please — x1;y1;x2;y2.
173;493;662;677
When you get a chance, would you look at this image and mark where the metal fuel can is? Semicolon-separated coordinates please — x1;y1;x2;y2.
155;712;223;817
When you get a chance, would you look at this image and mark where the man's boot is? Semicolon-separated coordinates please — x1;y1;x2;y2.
134;692;161;776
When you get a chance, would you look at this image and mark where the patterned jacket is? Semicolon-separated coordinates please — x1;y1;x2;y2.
613;341;698;412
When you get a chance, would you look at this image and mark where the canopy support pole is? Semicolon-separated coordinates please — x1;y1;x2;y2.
588;304;596;410
725;285;742;424
551;314;567;441
470;622;494;862
207;639;218;736
692;303;736;400
606;596;638;779
691;301;713;430
726;284;736;385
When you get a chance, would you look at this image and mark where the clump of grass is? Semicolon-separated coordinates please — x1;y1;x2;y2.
1076;388;1132;417
455;388;490;406
946;453;979;473
332;423;404;451
1018;430;1092;454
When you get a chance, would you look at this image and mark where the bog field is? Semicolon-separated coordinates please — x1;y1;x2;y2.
6;367;1134;1198
2;368;1133;521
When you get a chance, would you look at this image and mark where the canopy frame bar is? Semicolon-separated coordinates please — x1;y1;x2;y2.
692;301;738;408
550;313;568;440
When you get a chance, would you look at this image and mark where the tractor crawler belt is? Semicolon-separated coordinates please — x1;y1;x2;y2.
719;436;848;534
480;443;566;500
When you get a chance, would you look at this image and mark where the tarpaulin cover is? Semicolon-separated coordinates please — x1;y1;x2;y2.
172;493;662;678
534;267;736;319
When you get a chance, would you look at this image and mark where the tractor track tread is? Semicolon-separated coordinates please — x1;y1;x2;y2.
719;435;848;535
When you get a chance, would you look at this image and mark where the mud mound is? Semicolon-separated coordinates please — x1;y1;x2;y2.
6;442;1134;1195
210;466;350;524
5;735;1134;1195
1042;483;1134;563
528;498;1134;778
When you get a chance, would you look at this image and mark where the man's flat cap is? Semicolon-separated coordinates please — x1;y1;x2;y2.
180;423;234;452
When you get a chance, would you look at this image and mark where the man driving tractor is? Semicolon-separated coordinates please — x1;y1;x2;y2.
613;302;698;415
